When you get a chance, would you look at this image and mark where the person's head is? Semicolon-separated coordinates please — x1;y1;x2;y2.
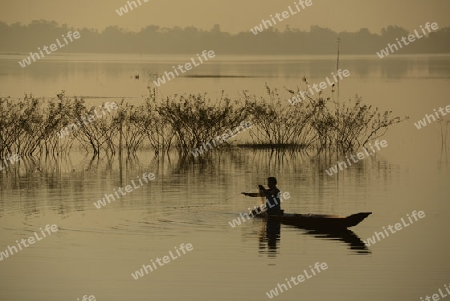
267;177;277;188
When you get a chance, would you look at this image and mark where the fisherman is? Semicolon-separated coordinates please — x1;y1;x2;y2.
242;177;282;215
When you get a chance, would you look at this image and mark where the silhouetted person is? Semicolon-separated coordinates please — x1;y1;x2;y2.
242;177;282;215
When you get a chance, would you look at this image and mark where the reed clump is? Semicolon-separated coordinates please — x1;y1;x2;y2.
0;86;406;157
156;91;248;155
243;83;317;150
280;79;408;152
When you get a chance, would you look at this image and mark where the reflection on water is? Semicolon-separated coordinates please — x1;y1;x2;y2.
256;218;370;258
303;229;370;254
0;148;393;232
258;220;281;257
1;54;450;98
1;145;450;301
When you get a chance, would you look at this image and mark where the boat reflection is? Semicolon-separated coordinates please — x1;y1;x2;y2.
302;228;370;254
257;219;370;256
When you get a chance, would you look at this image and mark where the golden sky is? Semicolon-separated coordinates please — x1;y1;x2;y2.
0;0;449;33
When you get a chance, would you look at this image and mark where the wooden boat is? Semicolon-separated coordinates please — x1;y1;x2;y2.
251;209;372;230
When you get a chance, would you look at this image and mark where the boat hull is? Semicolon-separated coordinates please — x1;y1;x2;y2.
251;210;372;230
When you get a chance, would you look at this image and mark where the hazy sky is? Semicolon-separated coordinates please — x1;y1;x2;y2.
0;0;449;34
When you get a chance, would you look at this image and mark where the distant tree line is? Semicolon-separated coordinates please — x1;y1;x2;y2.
0;20;449;54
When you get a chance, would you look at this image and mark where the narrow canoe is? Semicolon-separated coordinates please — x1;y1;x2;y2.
251;209;372;230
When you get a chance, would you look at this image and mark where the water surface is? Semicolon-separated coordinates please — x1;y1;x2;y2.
0;54;450;301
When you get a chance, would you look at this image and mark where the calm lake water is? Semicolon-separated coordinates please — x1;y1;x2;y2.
1;54;450;301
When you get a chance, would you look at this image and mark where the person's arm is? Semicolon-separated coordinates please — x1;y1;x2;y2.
242;185;269;197
241;192;261;197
